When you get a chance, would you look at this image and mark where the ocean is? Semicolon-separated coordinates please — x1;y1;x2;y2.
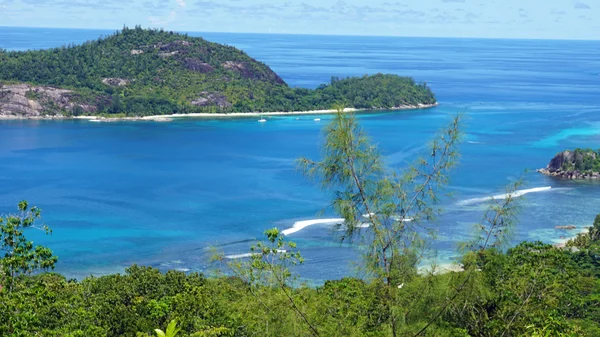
1;27;599;282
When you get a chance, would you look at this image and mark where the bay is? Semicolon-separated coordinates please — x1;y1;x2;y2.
1;27;599;282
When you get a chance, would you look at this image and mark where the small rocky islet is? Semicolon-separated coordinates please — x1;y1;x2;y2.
538;149;600;180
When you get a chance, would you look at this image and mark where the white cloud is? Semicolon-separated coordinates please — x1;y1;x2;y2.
175;0;186;8
148;10;176;26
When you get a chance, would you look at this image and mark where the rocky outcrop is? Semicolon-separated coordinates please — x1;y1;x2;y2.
156;40;192;51
0;84;95;117
538;150;600;179
222;61;285;85
158;51;179;58
102;78;130;87
191;92;231;108
184;58;214;73
1;84;67;117
548;151;574;171
222;61;254;78
152;41;194;58
555;225;577;230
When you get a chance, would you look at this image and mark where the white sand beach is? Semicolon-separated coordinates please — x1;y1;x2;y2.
65;103;438;122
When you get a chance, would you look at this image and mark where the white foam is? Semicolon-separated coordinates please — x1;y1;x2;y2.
391;216;414;222
281;218;344;236
160;260;183;267
283;216;415;235
175;268;190;272
225;249;287;260
225;253;256;259
364;213;413;221
458;186;552;206
339;217;413;230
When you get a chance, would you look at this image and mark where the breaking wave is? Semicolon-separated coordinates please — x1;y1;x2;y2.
283;215;414;234
458;186;552;206
281;218;345;236
225;249;287;259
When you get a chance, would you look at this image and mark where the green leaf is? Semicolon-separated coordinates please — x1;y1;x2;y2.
165;320;180;337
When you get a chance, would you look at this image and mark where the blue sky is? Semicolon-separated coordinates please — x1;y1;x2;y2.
0;0;598;39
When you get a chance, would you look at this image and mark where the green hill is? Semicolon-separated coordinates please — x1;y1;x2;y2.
0;27;436;117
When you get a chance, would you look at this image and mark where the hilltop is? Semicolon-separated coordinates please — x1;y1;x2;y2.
0;27;436;118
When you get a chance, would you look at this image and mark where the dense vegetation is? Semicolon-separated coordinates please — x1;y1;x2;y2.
3;111;597;336
0;27;435;116
3;242;599;337
559;148;600;173
3;209;599;336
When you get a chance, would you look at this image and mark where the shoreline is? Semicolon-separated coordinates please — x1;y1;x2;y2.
0;103;438;122
553;226;590;249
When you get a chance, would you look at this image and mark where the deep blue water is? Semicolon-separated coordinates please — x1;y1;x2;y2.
1;27;600;282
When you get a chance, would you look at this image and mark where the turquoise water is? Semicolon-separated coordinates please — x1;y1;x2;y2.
1;27;600;282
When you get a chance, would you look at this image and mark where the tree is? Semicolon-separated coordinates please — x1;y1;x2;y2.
470;242;582;336
215;228;318;336
72;104;84;116
0;201;57;291
565;213;600;250
299;106;462;336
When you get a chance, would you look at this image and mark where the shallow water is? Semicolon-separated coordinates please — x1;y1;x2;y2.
1;27;600;282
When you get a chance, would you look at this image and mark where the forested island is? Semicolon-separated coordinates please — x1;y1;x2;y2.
0;27;436;118
538;149;600;179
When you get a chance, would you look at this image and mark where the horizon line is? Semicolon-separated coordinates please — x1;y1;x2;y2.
1;25;599;43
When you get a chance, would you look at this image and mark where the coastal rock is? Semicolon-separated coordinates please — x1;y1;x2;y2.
0;84;89;117
130;49;144;55
555;225;577;230
547;151;575;171
538;149;600;180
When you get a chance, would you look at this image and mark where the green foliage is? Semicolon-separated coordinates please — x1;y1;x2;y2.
0;27;435;116
526;315;584;337
559;148;600;173
299;107;461;335
4;217;600;336
0;201;57;290
214;228;320;336
155;320;181;337
567;214;600;249
480;242;581;335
